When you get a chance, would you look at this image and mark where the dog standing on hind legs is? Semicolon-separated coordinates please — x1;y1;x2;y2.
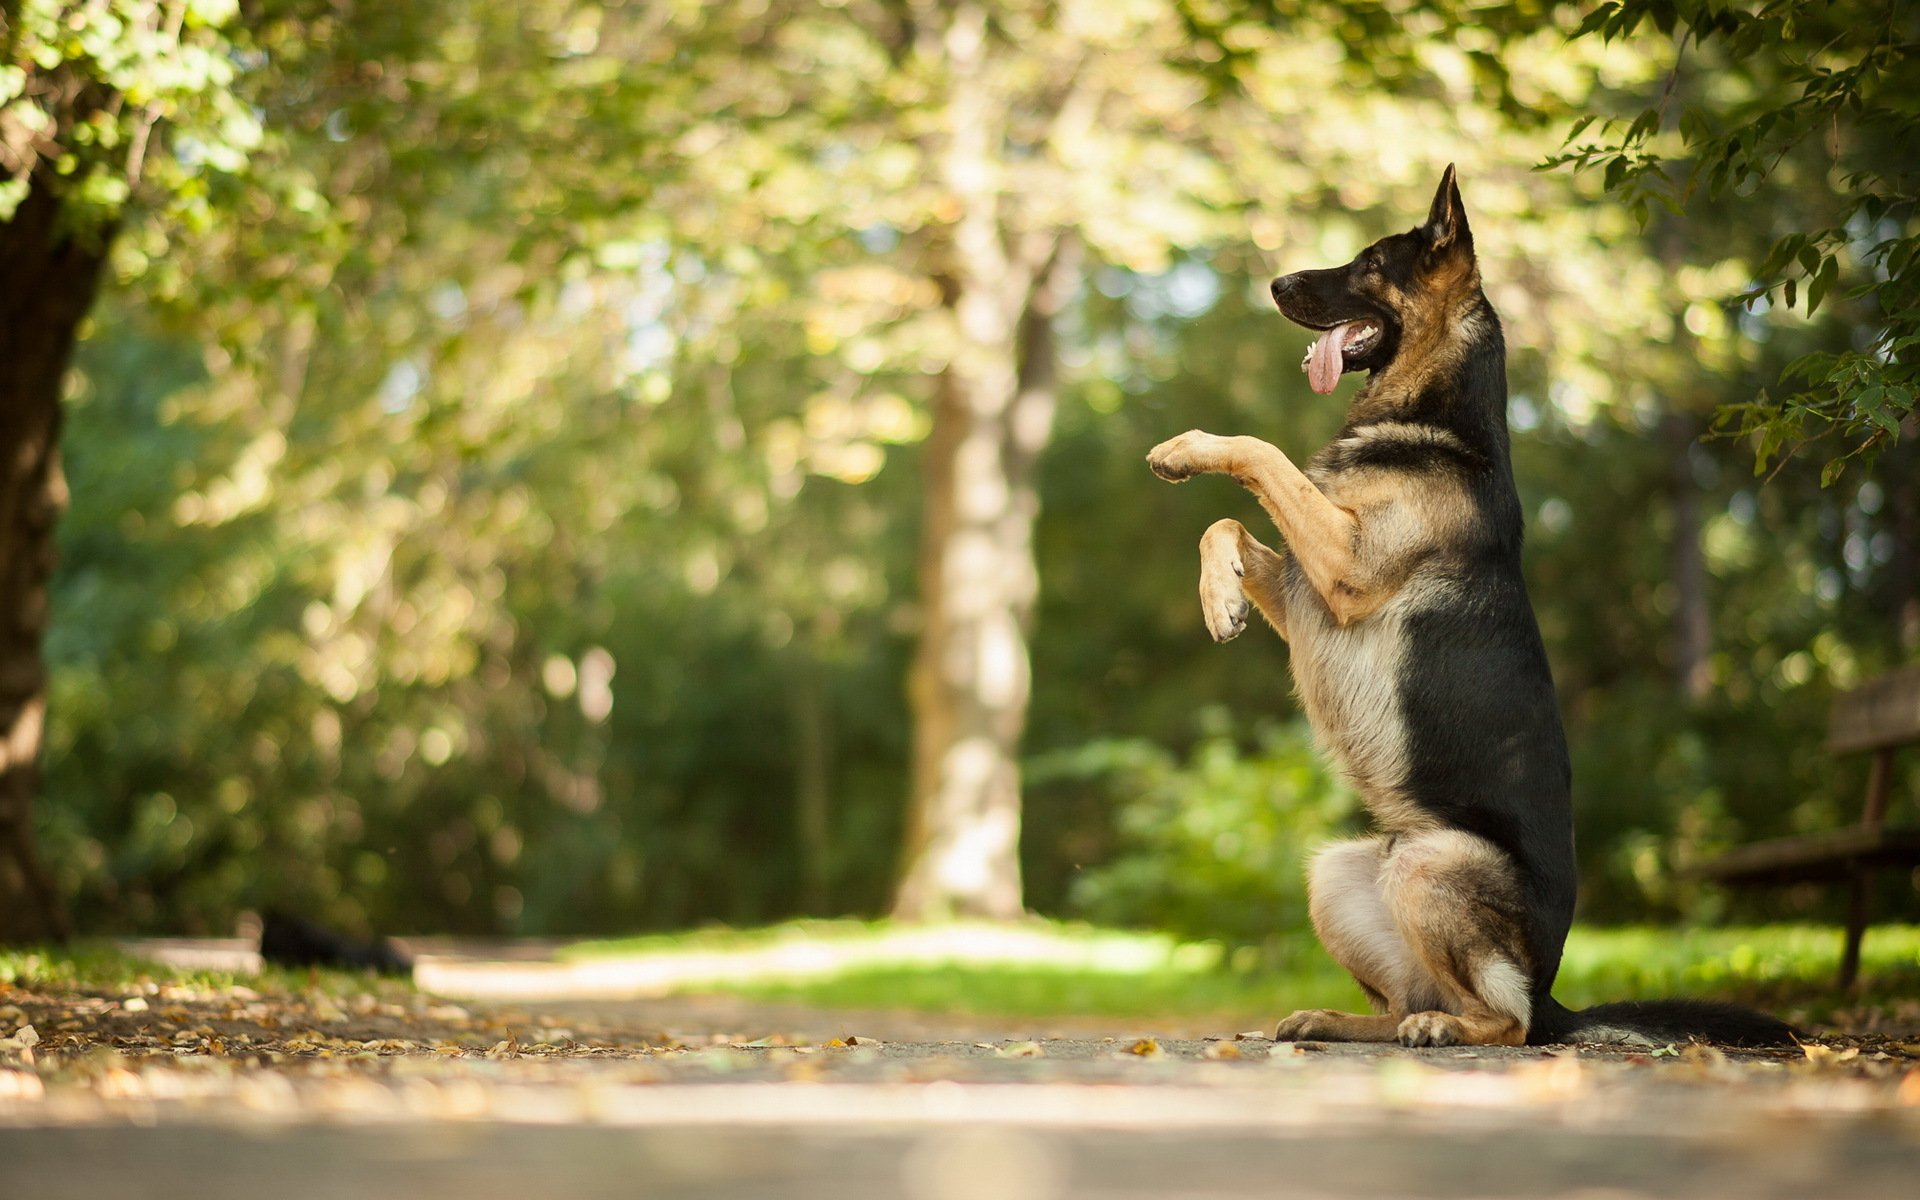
1147;166;1795;1048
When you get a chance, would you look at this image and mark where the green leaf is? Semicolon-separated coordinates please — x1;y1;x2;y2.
1575;3;1623;38
1807;256;1839;316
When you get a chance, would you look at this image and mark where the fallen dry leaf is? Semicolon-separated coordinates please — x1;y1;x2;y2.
1125;1038;1162;1059
1897;1070;1920;1107
995;1041;1044;1058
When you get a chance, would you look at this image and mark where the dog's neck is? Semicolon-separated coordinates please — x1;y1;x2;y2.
1349;284;1506;446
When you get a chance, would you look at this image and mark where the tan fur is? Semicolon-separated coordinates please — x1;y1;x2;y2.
1147;431;1476;630
1351;262;1482;424
1304;838;1445;1009
1149;431;1371;622
1147;421;1536;1046
1328;421;1471;460
1197;518;1291;643
1146;193;1538;1048
1381;830;1533;1046
1282;578;1424;819
1278;460;1475;826
1276;829;1534;1047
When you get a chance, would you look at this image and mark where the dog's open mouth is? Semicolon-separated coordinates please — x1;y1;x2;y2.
1300;320;1382;394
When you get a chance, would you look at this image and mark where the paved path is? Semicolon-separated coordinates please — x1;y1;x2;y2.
4;961;1919;1197
10;1114;1919;1200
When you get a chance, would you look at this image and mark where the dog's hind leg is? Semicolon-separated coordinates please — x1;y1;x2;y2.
1273;837;1449;1042
1198;518;1290;642
1382;830;1534;1047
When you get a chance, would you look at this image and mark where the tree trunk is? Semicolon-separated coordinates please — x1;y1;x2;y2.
0;173;110;942
893;354;1037;921
1884;418;1920;654
1655;229;1712;707
892;5;1067;921
1662;411;1711;704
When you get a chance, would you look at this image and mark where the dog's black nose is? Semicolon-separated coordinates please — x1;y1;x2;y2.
1270;275;1298;300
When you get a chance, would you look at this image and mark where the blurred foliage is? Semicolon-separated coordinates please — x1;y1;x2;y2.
5;0;1916;945
1211;1;1920;482
1042;714;1354;965
1547;0;1918;484
0;0;263;231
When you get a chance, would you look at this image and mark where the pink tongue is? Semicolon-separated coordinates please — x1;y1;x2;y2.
1306;323;1357;394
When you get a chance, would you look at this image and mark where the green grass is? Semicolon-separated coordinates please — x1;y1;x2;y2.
566;919;1920;1025
1554;924;1920;1014
0;942;415;1002
9;921;1916;1028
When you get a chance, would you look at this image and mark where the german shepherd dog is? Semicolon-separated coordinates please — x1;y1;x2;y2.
1147;167;1794;1047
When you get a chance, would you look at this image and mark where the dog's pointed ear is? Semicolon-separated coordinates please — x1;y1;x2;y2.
1424;164;1470;252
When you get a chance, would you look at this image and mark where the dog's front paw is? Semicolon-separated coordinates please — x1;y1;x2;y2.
1273;1009;1343;1041
1396;1012;1462;1048
1198;518;1250;642
1146;431;1222;483
1200;567;1250;643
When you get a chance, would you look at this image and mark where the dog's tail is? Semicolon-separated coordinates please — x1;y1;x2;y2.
1529;995;1799;1047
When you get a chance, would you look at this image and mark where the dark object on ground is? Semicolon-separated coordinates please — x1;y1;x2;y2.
1696;664;1920;989
259;910;413;975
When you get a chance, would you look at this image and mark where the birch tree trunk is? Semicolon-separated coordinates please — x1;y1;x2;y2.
892;4;1067;921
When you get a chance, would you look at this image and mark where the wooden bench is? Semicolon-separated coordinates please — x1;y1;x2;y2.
1696;664;1920;989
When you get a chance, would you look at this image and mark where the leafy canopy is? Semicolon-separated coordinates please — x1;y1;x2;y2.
1550;0;1917;483
0;0;262;231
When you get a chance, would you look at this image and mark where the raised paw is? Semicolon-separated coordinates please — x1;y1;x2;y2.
1198;518;1251;642
1396;1012;1463;1048
1146;430;1224;483
1200;564;1250;642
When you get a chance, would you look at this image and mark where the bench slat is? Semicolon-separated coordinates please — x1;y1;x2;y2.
1827;664;1920;754
1694;825;1920;886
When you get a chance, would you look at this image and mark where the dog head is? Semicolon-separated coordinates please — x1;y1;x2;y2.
1269;165;1479;395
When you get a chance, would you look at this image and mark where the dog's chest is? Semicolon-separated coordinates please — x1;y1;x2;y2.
1281;563;1416;794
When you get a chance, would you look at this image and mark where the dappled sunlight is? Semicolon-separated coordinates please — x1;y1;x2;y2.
415;921;1222;1003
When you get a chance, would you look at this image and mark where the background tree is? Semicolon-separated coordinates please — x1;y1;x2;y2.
0;0;272;940
2;0;689;939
